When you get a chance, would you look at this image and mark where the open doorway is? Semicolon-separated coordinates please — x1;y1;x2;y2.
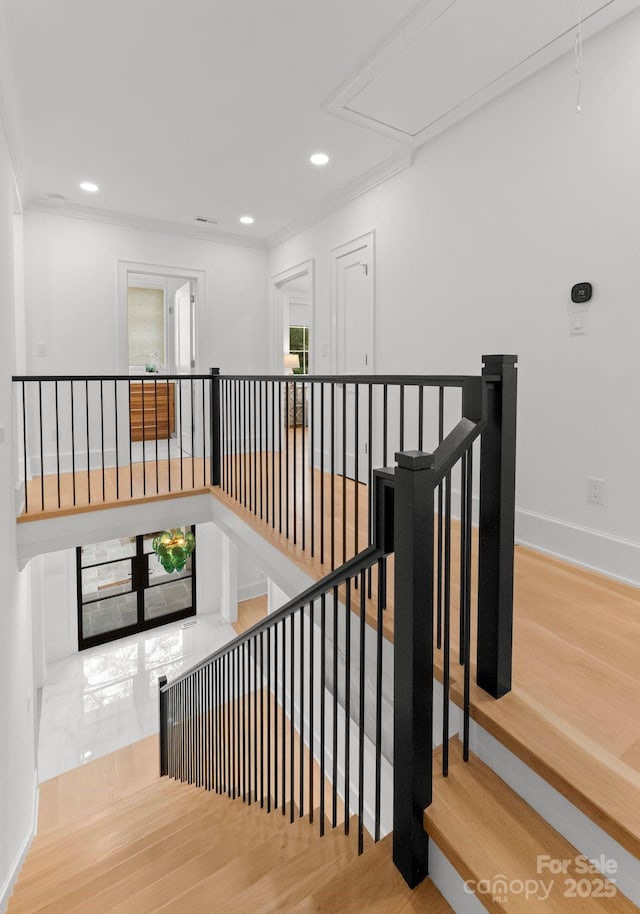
118;262;204;464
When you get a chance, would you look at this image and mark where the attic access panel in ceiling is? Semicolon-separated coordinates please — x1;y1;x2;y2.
328;0;638;143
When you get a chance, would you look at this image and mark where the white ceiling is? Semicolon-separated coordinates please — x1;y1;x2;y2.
0;0;637;245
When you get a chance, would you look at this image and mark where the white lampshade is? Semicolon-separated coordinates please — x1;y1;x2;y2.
283;353;300;372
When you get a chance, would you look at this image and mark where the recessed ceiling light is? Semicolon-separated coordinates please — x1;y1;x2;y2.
310;152;329;166
239;215;254;225
80;181;99;193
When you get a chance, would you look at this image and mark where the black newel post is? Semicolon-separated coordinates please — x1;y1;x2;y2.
159;675;168;776
393;450;434;889
210;367;221;487
477;354;518;698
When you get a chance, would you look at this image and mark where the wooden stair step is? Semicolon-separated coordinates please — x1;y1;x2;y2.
9;787;266;912
154;813;358;914
10;796;294;914
425;739;636;913
210;817;365;914
293;834;453;914
17;780;208;880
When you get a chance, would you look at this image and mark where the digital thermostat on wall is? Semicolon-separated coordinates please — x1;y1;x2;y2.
571;282;593;303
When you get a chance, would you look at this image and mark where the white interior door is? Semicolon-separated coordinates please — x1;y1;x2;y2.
174;282;195;454
335;236;374;481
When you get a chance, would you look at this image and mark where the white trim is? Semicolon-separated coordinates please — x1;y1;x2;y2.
25;200;266;249
238;580;268;602
470;721;640;907
324;0;640;148
267;149;414;249
515;506;640;588
269;259;315;375
330;231;375;375
0;776;38;914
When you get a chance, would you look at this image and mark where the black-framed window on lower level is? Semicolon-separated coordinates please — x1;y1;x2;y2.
77;527;196;650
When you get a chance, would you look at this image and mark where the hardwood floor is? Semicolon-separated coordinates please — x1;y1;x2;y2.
234;595;269;636
19;431;640;856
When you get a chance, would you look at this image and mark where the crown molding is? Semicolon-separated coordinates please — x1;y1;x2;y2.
24;199;267;250
267;147;414;249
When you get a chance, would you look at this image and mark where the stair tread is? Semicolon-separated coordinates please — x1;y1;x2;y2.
9;789;278;912
10;797;295;914
292;835;453;914
153;814;358;914
425;740;636;913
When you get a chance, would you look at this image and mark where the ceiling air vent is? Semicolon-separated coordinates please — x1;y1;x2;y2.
194;216;220;225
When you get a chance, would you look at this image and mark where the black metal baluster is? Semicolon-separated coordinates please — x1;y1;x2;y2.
278;381;283;534
320;593;326;835
437;387;445;649
141;377;146;496
21;381;28;514
243;380;248;508
55;381;61;508
282;618;286;815
382;384;388;466
178;380;184;491
253;637;258;804
301;381;306;552
320;383;325;565
99;380;105;502
354;385;359;558
285;380;290;539
290;613;295;822
85;379;90;504
260;631;265;808
154;379;159;494
293;379;297;545
463;448;473;761
344;578;351;835
332;584;339;828
443;471;452;777
242;643;247;802
71;381;77;505
299;608;304;819
271;382;276;529
358;569;366;854
266;627;272;811
258;380;263;520
342;383;347;565
418;385;424;451
167;381;172;493
37;381;44;511
202;377;206;486
399;384;405;451
273;622;278;810
237;647;242;798
459;451;468;665
114;381;119;501
310;383;315;558
375;557;383;842
309;599;315;825
190;379;195;489
367;385;373;597
330;382;335;570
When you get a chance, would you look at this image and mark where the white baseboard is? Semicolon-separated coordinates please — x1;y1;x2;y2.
238;581;268;602
515;507;640;588
470;721;640;907
0;777;38;913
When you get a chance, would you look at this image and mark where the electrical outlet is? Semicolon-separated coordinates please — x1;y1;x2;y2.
587;477;606;505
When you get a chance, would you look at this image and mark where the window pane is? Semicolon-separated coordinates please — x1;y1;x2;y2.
82;560;133;604
81;537;136;567
82;591;138;639
128;286;165;368
144;578;193;620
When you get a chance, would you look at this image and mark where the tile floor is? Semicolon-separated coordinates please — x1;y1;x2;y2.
38;614;237;782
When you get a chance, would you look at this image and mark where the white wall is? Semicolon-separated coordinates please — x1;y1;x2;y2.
269;11;640;584
23;212;269;375
0;119;37;907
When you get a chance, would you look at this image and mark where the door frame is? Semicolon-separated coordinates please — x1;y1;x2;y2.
117;261;207;374
269;258;315;374
76;526;197;651
330;231;375;375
